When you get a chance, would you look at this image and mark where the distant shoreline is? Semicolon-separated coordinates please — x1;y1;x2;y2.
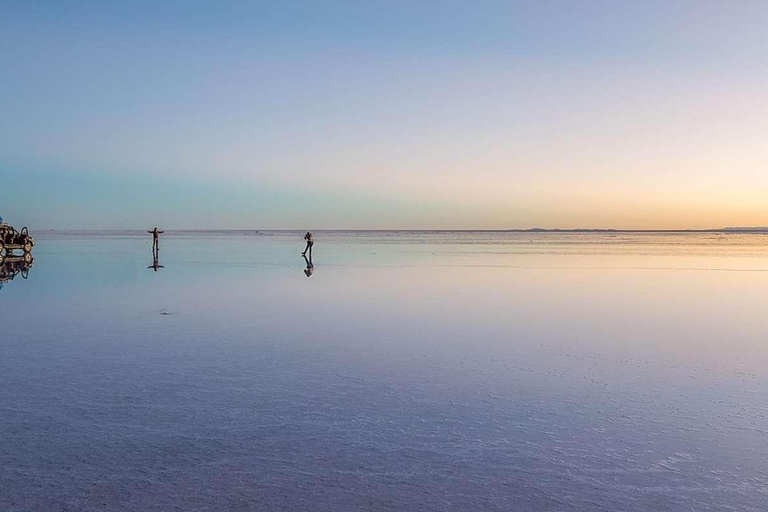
30;228;768;234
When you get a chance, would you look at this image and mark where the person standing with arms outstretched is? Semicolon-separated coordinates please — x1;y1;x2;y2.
148;227;164;253
302;231;314;258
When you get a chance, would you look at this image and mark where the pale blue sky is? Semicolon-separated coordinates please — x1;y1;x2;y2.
2;1;768;229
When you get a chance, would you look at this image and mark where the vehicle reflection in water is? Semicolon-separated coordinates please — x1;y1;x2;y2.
0;254;34;291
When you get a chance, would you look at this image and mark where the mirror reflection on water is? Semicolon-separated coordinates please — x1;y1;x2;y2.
2;231;768;511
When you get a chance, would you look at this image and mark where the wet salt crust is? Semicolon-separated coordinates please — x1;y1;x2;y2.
2;231;767;511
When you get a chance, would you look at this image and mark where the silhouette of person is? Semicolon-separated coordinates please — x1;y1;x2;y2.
302;231;314;258
148;252;164;272
148;227;164;253
303;254;314;277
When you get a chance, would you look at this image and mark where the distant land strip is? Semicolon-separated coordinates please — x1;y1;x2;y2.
35;227;768;234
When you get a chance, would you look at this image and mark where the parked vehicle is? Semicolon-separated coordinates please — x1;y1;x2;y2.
0;223;35;263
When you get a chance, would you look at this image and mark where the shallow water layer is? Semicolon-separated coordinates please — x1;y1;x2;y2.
2;231;768;511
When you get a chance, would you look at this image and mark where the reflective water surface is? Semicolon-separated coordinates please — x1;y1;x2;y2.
2;231;768;511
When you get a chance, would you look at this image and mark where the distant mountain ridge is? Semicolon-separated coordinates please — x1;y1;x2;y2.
721;227;768;232
508;227;768;233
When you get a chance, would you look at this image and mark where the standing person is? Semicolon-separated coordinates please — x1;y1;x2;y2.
148;227;164;253
302;231;314;258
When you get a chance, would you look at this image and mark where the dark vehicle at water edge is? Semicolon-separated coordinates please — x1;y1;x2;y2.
0;221;35;263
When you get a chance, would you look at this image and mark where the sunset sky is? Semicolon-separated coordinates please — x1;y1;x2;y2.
2;1;768;230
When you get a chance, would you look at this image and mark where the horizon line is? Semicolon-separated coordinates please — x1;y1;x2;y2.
30;227;768;234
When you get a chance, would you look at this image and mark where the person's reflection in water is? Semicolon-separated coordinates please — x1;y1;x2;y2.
148;250;165;272
303;254;314;277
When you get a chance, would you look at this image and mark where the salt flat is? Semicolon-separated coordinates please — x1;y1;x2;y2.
2;231;767;511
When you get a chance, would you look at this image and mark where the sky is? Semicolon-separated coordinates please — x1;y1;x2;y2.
2;1;768;230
